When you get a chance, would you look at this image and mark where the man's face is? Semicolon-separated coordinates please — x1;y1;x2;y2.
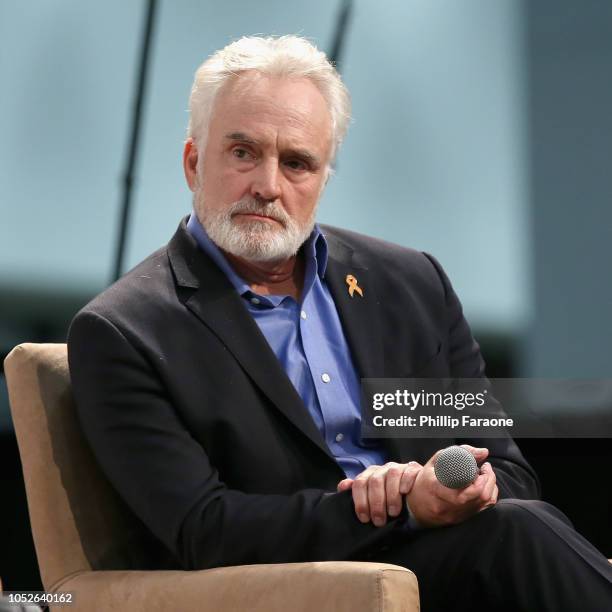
184;72;333;262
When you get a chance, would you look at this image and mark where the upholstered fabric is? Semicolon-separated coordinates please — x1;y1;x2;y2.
56;563;418;612
4;343;419;611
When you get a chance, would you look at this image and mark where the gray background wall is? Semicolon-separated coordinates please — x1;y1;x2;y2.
2;0;611;431
0;0;529;331
525;0;612;378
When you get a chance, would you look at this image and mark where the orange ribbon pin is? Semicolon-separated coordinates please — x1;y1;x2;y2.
345;274;363;298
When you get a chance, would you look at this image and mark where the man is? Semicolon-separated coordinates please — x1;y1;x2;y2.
68;36;612;610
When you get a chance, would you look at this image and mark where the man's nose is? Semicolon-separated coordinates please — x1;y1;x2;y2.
250;159;281;202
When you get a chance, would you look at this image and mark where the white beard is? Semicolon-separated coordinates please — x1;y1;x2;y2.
196;193;317;263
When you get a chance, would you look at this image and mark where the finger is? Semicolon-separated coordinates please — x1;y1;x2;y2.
479;461;494;478
384;463;404;517
368;466;390;526
460;445;489;462
352;484;370;523
479;463;497;504
480;478;496;507
458;461;498;506
337;478;353;492
399;462;422;494
455;469;491;504
352;465;380;522
479;484;499;512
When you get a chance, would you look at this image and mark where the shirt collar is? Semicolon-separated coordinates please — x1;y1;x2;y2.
186;212;328;300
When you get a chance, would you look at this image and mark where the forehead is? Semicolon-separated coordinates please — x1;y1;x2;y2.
209;72;332;153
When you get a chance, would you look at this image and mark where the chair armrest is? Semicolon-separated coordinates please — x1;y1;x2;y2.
53;562;418;612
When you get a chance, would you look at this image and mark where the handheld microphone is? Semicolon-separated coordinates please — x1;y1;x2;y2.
434;446;479;489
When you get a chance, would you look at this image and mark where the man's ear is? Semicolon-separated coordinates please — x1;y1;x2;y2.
183;138;199;191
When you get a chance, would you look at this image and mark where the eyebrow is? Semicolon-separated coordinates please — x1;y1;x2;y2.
224;132;321;167
225;132;259;145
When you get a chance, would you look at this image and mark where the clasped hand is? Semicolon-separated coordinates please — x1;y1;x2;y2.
337;446;498;528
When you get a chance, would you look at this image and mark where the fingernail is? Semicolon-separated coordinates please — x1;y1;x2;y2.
388;505;399;516
358;513;369;523
373;517;384;527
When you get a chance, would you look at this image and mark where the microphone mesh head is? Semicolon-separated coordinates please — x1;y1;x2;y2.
434;446;478;489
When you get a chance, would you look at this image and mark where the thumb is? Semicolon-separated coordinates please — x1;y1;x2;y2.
460;445;489;461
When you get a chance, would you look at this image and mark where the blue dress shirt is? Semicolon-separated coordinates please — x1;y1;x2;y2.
186;212;388;478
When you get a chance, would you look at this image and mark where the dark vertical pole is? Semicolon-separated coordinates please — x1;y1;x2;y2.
328;0;353;70
112;0;158;283
328;0;353;173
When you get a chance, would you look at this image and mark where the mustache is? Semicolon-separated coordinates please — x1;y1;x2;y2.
228;199;288;226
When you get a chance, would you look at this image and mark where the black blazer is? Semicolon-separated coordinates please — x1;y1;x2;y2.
68;218;539;570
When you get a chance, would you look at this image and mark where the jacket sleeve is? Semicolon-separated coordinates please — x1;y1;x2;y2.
68;310;409;571
423;253;542;501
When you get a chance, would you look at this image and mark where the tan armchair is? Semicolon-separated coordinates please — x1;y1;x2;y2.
4;343;419;612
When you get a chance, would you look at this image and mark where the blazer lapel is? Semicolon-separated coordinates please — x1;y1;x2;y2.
323;231;384;380
167;221;337;462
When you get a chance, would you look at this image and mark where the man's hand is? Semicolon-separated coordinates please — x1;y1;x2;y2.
337;462;423;526
406;445;498;528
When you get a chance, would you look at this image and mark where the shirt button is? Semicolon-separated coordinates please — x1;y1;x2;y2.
300;310;307;320
321;373;331;383
250;297;260;305
335;433;344;442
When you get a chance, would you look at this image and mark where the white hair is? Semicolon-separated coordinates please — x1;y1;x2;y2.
187;35;351;162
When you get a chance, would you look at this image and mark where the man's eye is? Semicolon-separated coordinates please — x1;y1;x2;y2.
284;159;307;171
232;148;253;160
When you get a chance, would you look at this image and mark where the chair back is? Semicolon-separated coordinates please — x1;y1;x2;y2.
4;343;172;590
